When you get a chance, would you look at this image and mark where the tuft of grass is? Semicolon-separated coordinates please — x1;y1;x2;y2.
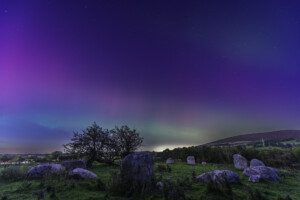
0;166;27;181
157;164;172;173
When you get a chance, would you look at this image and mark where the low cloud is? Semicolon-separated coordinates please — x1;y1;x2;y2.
0;119;71;153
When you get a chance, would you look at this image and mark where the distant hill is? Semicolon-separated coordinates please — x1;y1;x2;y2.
206;130;300;146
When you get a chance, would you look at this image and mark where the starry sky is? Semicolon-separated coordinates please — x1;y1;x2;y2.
1;0;300;153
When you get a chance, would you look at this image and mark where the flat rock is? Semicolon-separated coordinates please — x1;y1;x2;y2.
27;163;65;178
69;168;97;179
233;154;248;170
187;156;196;165
196;170;240;184
243;166;280;182
250;159;265;167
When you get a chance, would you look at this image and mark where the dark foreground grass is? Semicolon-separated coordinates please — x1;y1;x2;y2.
0;163;299;200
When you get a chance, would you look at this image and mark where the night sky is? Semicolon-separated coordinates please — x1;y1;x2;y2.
1;0;300;153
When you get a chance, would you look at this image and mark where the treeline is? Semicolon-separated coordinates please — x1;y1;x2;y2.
156;145;300;168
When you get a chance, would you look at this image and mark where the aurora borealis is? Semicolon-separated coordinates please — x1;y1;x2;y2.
1;0;300;153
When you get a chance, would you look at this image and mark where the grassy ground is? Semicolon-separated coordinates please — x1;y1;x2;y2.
0;163;299;200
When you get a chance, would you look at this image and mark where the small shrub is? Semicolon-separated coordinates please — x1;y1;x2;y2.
157;164;171;173
43;185;58;199
199;175;237;200
247;189;268;200
0;166;26;181
293;147;300;162
32;189;46;200
162;179;186;200
0;195;8;200
191;170;196;179
108;171;155;197
96;178;106;191
206;178;232;196
17;181;32;192
107;172;124;196
277;195;293;200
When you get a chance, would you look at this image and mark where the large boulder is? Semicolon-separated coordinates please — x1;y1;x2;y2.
243;166;280;182
166;158;175;164
187;156;196;165
233;154;248;170
121;152;154;184
250;159;265;167
196;170;240;184
69;168;97;179
27;164;65;178
61;160;86;171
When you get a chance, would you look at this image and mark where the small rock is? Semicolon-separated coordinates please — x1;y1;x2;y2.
243;166;280;182
201;161;207;165
187;156;196;165
250;159;265;167
166;158;175;164
196;170;240;184
233;154;248;170
156;181;164;191
69;168;97;179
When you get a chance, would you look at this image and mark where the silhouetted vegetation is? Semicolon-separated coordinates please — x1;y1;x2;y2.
112;125;143;158
157;164;172;173
162;179;187;200
157;145;298;167
64;122;143;167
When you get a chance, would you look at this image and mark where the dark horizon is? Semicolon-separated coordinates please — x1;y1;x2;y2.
1;0;300;153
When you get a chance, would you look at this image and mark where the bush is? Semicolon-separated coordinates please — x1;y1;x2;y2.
162;179;187;200
247;189;268;200
157;164;171;173
108;171;155;198
206;178;232;197
0;166;26;181
293;147;300;162
96;178;106;191
277;195;293;200
0;196;8;200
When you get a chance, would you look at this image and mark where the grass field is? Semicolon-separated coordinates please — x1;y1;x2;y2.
0;163;299;200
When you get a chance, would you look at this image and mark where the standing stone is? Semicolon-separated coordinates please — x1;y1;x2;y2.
233;154;248;170
121;152;154;184
166;158;175;164
250;159;265;167
187;156;196;165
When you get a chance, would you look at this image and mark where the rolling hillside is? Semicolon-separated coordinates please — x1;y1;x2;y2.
207;130;300;146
